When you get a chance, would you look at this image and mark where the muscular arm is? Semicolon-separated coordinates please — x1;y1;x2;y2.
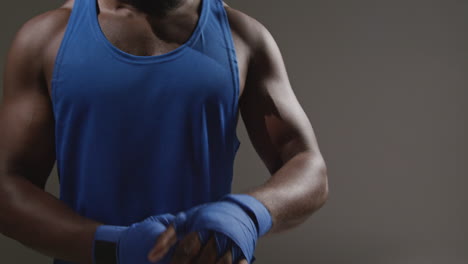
0;8;101;264
229;9;329;234
148;10;330;263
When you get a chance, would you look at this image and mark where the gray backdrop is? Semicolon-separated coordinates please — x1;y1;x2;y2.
1;0;467;263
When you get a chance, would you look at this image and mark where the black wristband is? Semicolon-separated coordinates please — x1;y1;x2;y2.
94;240;118;264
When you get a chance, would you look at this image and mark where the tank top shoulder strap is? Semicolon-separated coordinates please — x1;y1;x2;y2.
52;0;91;104
208;0;241;116
62;0;89;37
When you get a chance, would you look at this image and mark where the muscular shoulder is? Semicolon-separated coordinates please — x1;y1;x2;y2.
222;1;273;61
4;1;74;94
9;3;72;58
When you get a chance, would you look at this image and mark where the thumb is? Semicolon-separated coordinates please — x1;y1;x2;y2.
172;211;190;240
172;203;209;240
150;213;176;227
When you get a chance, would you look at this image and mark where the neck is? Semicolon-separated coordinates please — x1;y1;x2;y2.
114;0;189;16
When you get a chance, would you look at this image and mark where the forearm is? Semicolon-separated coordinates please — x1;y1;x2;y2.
243;150;328;235
0;174;102;264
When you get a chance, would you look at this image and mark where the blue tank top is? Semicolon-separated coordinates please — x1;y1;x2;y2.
51;0;240;262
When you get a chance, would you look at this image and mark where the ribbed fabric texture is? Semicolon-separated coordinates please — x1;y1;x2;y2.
51;0;240;263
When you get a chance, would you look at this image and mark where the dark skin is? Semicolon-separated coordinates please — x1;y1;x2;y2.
0;0;328;263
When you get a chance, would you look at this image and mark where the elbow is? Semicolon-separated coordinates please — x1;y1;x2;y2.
305;156;329;214
316;160;329;209
0;180;10;235
0;177;19;237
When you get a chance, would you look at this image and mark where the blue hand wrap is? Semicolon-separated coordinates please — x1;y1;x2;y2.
173;194;273;263
92;213;176;264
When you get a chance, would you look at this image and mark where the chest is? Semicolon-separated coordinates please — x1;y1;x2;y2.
43;9;249;103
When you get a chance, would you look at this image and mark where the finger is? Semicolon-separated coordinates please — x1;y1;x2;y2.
195;233;218;264
215;248;232;264
171;231;202;264
148;224;177;262
237;259;248;264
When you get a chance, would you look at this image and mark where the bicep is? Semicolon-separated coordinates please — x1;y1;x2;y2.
239;24;320;174
0;21;56;189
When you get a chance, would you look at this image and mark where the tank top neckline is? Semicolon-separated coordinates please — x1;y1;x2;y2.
87;0;210;64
